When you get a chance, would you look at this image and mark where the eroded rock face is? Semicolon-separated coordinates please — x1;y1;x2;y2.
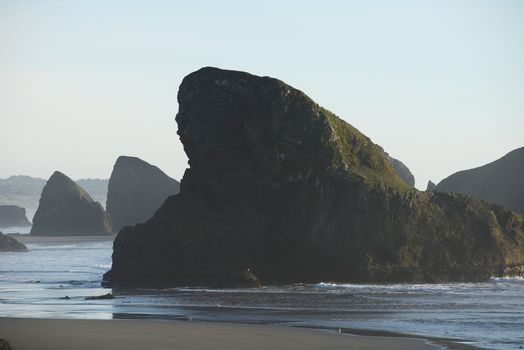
106;156;180;233
435;148;524;214
31;171;111;236
0;231;28;252
104;67;524;287
0;205;31;227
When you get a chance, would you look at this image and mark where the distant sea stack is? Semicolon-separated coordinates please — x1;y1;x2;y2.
378;148;415;187
426;180;437;191
31;171;112;236
104;67;524;287
435;148;524;214
0;205;31;227
0;231;28;252
0;175;108;220
106;156;180;232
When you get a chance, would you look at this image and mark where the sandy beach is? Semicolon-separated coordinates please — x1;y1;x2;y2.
0;318;439;350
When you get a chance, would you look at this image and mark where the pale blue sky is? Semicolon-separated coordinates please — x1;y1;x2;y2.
1;0;523;189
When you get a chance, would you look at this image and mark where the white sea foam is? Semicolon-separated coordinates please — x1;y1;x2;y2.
94;264;112;270
489;276;524;282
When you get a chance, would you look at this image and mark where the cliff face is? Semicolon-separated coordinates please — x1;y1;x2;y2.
106;156;180;232
435;148;524;214
31;171;112;236
0;205;31;227
0;231;28;252
104;67;524;287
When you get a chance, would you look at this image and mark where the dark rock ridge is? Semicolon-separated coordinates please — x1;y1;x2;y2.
0;205;31;227
106;156;180;233
426;180;437;191
378;148;415;187
31;171;112;236
0;231;28;252
104;67;524;287
435;148;524;214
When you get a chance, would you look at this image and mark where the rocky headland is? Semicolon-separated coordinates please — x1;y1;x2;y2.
106;156;180;232
31;171;112;236
104;67;524;287
435;147;524;214
0;205;31;227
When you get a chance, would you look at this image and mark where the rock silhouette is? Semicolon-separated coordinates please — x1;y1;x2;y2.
31;171;111;236
105;67;524;287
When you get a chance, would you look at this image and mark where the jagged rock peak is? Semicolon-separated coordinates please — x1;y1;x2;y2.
31;171;111;236
426;180;437;191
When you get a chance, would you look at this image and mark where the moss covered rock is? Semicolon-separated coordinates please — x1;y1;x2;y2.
104;67;524;287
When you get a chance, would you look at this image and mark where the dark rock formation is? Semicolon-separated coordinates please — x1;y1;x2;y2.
0;205;31;227
31;171;112;236
426;180;437;191
0;175;109;220
85;293;114;300
104;67;524;287
0;231;28;252
435;148;524;214
378;148;415;187
106;156;180;232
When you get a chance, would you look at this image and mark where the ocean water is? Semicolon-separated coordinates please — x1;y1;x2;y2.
0;237;523;350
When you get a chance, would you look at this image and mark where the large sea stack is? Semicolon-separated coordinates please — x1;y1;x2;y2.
0;205;31;227
0;231;28;252
106;156;180;233
435;147;524;214
31;171;111;236
104;67;524;287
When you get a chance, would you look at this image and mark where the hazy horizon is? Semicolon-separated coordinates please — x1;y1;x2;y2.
2;0;523;189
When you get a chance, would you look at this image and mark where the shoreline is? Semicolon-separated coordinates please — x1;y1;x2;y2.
0;317;444;350
338;328;482;350
11;234;116;244
111;313;483;350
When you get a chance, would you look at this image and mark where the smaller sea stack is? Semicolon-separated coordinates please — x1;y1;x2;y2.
31;171;112;236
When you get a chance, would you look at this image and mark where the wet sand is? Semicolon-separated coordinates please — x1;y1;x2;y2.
0;318;439;350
